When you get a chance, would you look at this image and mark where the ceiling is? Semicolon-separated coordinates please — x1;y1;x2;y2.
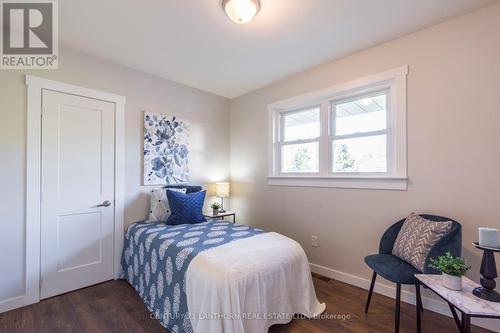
60;0;497;98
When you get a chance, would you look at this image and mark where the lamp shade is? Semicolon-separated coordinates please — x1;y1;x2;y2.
215;182;230;198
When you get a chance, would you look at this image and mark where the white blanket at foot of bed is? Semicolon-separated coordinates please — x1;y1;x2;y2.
185;232;326;333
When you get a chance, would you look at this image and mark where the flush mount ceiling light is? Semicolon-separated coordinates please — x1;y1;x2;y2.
222;0;261;24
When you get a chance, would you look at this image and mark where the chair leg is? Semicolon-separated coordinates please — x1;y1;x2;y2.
365;271;377;313
395;283;401;333
416;285;422;333
416;284;424;313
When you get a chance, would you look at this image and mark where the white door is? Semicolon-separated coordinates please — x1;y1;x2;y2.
40;90;115;299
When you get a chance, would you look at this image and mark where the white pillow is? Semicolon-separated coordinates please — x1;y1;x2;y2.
148;187;187;222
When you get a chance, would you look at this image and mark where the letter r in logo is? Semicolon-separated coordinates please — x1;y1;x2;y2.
2;2;53;54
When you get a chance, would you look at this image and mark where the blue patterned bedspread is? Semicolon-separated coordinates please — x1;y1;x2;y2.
121;220;265;333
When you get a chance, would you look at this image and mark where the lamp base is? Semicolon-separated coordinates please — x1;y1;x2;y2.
473;287;500;303
218;197;226;214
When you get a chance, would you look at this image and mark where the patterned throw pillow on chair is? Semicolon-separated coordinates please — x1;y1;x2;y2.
392;213;452;271
149;187;187;223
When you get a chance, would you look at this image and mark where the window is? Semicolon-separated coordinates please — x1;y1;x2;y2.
280;107;320;173
268;66;408;190
331;92;388;173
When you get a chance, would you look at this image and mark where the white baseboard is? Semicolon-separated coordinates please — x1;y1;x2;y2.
310;262;500;332
0;295;30;314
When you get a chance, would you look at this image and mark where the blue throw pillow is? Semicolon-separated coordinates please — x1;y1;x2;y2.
166;190;207;225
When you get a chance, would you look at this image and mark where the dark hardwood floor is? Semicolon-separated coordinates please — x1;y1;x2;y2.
0;274;492;333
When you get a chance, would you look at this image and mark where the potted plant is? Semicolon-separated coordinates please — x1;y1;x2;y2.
210;202;221;215
429;251;471;291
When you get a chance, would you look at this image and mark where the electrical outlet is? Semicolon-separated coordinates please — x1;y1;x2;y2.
311;235;319;247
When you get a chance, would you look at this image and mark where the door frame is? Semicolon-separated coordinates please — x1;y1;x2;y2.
25;75;126;308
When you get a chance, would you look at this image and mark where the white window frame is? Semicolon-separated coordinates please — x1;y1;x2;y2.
268;66;408;190
278;105;322;174
329;89;391;175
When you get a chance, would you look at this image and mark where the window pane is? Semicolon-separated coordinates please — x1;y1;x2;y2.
283;107;320;141
281;142;319;173
335;93;386;136
332;135;387;173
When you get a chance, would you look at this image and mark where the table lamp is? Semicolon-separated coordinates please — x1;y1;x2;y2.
215;182;230;213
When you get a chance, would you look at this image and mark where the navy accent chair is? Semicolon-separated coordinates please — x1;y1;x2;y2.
164;185;202;193
364;214;461;333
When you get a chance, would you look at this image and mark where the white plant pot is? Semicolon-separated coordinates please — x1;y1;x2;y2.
443;273;462;291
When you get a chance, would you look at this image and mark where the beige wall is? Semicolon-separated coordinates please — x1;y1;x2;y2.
1;1;499;327
0;48;230;301
230;1;500;303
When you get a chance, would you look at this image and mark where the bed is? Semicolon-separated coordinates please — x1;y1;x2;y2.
121;220;325;333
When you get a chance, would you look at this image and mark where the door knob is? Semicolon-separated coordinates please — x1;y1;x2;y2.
97;200;111;207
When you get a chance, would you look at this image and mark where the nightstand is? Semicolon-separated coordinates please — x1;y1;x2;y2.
203;211;236;223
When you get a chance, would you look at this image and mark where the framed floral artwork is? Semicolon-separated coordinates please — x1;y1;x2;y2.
143;112;189;185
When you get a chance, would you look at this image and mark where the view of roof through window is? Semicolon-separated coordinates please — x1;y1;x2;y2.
283;107;320;141
335;93;387;136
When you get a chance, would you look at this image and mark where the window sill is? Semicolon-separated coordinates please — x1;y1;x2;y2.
267;175;408;190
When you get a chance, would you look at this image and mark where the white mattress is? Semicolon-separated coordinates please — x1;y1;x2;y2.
186;232;326;333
